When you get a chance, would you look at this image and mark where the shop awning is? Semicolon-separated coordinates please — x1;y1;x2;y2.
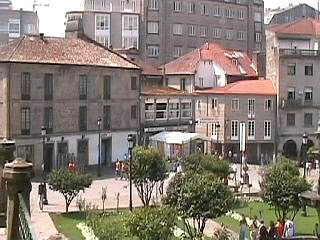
149;131;209;144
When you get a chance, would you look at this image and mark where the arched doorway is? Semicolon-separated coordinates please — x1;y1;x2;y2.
283;140;297;159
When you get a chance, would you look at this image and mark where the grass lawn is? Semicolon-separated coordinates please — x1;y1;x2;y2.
215;201;318;236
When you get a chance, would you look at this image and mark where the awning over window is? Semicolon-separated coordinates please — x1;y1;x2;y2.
149;131;209;144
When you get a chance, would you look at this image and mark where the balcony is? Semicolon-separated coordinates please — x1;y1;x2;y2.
279;49;320;57
304;99;313;107
281;98;302;109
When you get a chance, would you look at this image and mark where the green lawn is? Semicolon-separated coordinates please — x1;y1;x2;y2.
215;201;318;236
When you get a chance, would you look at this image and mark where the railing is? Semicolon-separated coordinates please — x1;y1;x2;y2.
17;193;36;240
304;99;313;107
279;49;320;57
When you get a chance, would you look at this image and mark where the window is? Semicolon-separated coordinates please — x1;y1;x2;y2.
145;101;154;120
79;106;87;131
254;12;262;22
187;25;196;36
17;145;34;163
231;120;239;140
213;6;220;16
21;72;31;100
149;0;159;10
181;101;191;118
173;24;183;35
287;88;295;100
96;14;109;30
264;121;271;140
225;8;234;18
304;113;313;127
231;99;239;110
174;46;182;58
255;32;262;42
212;98;218;109
198;77;204;88
169;100;179;119
237;31;245;40
9;21;19;34
200;3;208;15
123;15;138;30
120;0;125;11
226;29;233;40
147;45;159;57
305;64;313;76
44;73;53;100
287;64;296;75
197;100;202;110
104;75;111;99
131;105;137;119
264;99;272;111
21;108;30;135
0;23;8;33
132;0;136;12
148;22;159;34
173;1;183;12
248;120;255;140
248;99;255;117
305;87;313;104
95;35;109;47
187;2;195;13
101;0;106;8
44;107;53;134
211;122;219;138
287;113;295;126
180;78;186;91
79;75;87;100
156;100;167;119
103;106;111;130
237;9;244;19
213;28;222;38
131;76;137;90
200;26;208;37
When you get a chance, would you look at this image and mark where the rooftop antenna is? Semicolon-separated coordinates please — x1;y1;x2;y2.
33;0;49;12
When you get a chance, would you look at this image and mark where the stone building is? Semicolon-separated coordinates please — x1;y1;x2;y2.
65;0;265;75
0;35;140;173
195;79;276;164
266;18;320;159
0;0;39;47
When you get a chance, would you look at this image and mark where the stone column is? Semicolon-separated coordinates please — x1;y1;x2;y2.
2;157;33;240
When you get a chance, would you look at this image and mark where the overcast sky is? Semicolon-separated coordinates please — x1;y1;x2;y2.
10;0;320;37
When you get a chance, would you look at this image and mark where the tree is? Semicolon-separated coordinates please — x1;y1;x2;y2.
165;173;234;238
126;207;176;240
48;168;92;212
262;158;311;220
131;146;168;207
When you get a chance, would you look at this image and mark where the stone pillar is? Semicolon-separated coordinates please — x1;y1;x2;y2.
2;157;33;240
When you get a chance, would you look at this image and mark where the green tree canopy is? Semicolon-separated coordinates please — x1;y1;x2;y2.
132;146;168;207
262;158;311;220
48;168;92;212
165;173;234;238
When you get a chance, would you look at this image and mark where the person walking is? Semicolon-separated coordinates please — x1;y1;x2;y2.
239;218;250;240
268;221;277;240
115;159;120;179
275;218;285;238
283;218;295;238
316;159;319;173
258;220;268;240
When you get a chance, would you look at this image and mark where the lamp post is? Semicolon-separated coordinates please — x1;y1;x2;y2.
97;117;102;177
302;132;308;178
41;126;48;205
127;134;134;212
216;121;221;155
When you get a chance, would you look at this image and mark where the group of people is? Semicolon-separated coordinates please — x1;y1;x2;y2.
115;159;129;180
305;159;320;176
240;217;296;240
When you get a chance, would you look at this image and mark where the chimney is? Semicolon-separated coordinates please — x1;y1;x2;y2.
39;33;44;40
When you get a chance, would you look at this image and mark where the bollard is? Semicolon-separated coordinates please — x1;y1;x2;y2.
2;157;33;240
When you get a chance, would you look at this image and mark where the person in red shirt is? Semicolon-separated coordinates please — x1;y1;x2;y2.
68;160;76;172
275;218;284;238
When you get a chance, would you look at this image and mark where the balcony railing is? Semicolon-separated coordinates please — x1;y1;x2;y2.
282;98;302;109
304;99;313;107
279;49;320;57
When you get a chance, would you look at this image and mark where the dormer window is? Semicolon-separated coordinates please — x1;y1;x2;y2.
232;58;238;66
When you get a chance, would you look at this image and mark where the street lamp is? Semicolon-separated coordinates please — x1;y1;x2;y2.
215;121;221;155
97;117;102;177
127;134;134;212
302;132;308;178
41;126;48;205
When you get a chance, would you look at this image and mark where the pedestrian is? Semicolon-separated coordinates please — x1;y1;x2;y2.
316;159;319;173
232;163;237;181
314;223;320;238
115;159;120;179
239;218;250;240
176;163;182;173
258;220;268;240
275;218;285;238
122;163;129;180
251;216;259;240
283;218;295;238
119;161;123;180
68;160;76;172
268;221;277;240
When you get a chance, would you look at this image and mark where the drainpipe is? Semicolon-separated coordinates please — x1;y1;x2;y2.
6;63;11;139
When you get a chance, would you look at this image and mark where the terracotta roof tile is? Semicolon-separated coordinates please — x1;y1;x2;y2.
162;43;257;77
130;57;162;76
196;79;276;96
0;35;139;69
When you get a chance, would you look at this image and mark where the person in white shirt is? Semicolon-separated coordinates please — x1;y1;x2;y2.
232;163;237;181
316;160;319;173
283;219;295;237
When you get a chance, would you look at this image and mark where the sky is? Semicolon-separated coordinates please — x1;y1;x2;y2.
10;0;320;37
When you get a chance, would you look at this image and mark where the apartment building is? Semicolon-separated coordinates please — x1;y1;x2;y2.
266;18;320;159
65;0;265;75
0;35;140;173
162;42;258;93
0;0;39;46
195;80;276;164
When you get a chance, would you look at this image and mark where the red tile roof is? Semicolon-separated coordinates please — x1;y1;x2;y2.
268;18;320;37
0;35;139;69
196;79;277;96
142;86;197;96
129;57;162;76
162;43;258;77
